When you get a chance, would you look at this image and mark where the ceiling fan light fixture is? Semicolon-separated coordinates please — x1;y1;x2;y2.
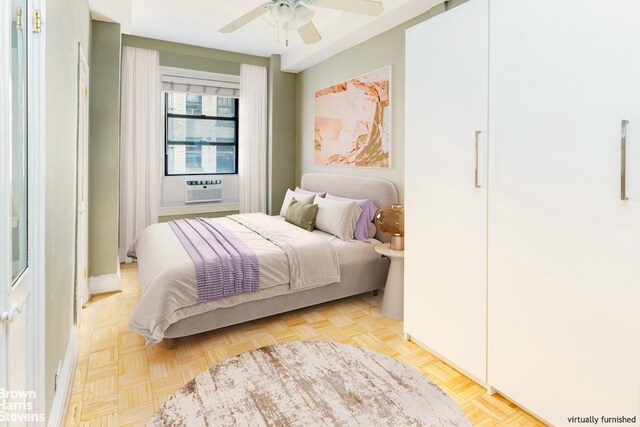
271;0;295;22
283;4;315;31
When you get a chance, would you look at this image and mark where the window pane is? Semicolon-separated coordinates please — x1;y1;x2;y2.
11;0;28;283
166;116;236;174
167;145;236;175
167;117;235;144
166;93;236;117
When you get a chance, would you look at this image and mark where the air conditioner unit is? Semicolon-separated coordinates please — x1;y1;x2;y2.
184;179;222;203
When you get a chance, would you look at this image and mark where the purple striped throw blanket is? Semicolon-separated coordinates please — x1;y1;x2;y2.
168;218;260;301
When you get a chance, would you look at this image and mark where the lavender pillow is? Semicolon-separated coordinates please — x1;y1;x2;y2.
325;194;378;241
295;187;327;198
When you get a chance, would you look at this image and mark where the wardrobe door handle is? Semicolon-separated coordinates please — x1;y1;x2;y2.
475;131;482;188
621;120;629;201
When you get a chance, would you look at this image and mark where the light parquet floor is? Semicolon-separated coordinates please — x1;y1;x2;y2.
65;262;546;426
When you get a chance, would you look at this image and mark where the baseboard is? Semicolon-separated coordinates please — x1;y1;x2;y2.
88;261;121;295
48;326;78;427
404;331;552;426
404;332;488;389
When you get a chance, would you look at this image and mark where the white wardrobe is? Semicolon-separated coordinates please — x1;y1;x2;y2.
405;0;640;424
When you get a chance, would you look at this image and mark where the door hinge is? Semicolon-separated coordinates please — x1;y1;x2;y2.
33;9;41;33
15;6;23;31
83;269;87;279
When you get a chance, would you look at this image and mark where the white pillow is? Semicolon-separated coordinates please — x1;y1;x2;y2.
280;189;315;217
314;197;362;241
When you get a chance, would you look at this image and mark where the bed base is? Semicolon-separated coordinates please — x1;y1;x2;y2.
162;257;390;349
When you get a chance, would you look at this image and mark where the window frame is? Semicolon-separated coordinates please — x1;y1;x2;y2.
164;92;239;176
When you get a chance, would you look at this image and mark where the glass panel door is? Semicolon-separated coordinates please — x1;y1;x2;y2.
11;0;28;283
2;0;42;414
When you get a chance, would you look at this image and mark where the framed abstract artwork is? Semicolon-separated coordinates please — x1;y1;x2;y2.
314;66;391;168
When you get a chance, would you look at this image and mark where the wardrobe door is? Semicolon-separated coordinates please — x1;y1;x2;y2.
405;0;489;382
489;0;640;423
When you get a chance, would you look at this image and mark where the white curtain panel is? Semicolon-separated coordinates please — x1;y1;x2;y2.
119;46;161;262
239;64;268;213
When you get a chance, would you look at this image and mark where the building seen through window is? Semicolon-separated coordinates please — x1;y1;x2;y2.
165;92;238;175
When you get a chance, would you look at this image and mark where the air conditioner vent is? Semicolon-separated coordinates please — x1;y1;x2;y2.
185;179;222;203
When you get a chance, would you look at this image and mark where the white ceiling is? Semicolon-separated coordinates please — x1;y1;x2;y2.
88;0;442;72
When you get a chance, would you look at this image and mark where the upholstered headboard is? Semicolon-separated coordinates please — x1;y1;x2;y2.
300;173;399;242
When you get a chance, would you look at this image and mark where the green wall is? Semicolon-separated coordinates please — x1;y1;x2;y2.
122;34;269;72
44;0;91;419
268;54;297;214
89;21;121;277
295;3;453;202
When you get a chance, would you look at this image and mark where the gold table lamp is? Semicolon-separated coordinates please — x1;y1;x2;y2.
375;204;404;250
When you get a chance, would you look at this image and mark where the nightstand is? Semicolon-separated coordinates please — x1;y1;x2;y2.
374;243;405;320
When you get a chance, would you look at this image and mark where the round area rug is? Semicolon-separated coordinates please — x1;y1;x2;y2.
149;341;471;426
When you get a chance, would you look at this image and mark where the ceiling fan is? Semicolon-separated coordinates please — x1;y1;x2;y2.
219;0;384;45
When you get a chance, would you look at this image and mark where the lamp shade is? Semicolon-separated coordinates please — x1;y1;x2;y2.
271;0;295;22
283;4;315;30
375;204;404;250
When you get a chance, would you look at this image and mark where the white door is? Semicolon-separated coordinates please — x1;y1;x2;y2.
76;47;90;312
1;0;44;423
488;0;640;423
405;0;489;382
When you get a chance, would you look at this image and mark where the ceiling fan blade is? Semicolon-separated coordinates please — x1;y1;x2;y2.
297;21;322;44
313;0;383;16
220;4;271;33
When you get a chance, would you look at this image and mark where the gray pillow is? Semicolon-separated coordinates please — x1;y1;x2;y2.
285;198;319;232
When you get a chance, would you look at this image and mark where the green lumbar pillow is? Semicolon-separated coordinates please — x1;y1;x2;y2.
285;198;319;232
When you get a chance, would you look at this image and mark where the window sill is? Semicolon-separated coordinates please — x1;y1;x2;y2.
158;200;239;217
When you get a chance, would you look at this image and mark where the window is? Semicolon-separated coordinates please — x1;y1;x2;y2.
165;92;239;175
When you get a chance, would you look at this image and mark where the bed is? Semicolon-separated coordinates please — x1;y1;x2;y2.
128;173;399;349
